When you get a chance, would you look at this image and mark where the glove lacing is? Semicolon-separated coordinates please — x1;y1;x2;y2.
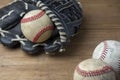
11;35;47;47
36;1;67;53
0;1;34;46
0;28;10;37
0;0;67;53
11;35;27;45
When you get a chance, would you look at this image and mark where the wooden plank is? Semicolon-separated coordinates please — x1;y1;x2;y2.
0;0;120;80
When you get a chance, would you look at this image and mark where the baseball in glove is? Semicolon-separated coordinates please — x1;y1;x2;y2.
0;0;83;55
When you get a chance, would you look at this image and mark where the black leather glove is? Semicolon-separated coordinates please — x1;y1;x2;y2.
0;0;83;55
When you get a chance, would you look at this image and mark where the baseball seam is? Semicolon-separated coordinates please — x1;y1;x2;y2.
21;11;45;23
33;25;54;42
100;41;108;60
76;65;113;77
100;41;120;73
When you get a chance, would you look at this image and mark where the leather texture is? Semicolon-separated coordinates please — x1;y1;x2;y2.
0;0;83;54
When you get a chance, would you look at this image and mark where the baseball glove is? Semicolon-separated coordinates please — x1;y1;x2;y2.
0;0;83;55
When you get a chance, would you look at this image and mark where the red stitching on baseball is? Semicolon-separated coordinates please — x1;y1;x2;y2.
100;41;108;60
76;65;113;77
33;26;54;42
21;11;45;23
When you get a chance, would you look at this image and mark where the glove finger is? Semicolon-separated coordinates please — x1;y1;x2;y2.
0;1;38;30
21;41;43;54
43;37;62;54
0;23;21;48
44;43;61;54
1;22;44;54
0;1;39;47
0;22;43;54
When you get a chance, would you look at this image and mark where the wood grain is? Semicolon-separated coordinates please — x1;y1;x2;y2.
0;0;120;80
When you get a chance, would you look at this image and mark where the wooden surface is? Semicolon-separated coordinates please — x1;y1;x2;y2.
0;0;120;80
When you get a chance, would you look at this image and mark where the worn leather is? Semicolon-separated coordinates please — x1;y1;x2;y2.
0;0;83;54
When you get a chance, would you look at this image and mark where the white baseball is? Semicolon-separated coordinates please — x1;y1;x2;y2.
21;10;54;43
73;59;116;80
92;40;120;74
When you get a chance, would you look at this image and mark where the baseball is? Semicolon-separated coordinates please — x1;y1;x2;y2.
92;40;120;74
21;10;54;43
73;59;116;80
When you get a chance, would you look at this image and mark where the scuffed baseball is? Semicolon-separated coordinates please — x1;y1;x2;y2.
92;40;120;74
73;59;116;80
21;10;54;43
